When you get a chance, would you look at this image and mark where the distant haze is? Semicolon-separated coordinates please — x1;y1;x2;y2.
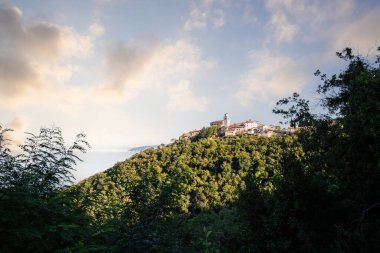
74;146;155;181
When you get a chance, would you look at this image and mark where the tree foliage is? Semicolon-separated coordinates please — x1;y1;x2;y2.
73;134;300;252
1;47;379;252
241;47;380;252
0;127;105;253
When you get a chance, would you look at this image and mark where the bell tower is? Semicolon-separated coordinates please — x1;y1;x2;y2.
223;113;230;127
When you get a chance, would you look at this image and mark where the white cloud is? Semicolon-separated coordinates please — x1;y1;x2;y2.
270;12;298;42
241;4;258;24
264;0;355;43
3;116;27;148
264;0;378;54
96;0;111;3
266;0;295;10
0;4;213;149
166;80;208;112
153;40;209;78
184;6;208;31
183;0;226;31
235;50;307;106
97;39;214;103
0;4;93;105
89;22;105;36
6;117;25;132
265;1;300;43
212;9;225;28
94;0;131;4
332;7;380;52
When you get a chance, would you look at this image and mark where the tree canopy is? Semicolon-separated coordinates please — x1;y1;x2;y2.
1;47;379;252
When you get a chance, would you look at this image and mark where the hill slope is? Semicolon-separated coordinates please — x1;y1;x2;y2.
70;134;302;251
74;135;300;223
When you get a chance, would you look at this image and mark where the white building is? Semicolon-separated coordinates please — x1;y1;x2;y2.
243;120;259;130
224;129;236;137
256;124;268;132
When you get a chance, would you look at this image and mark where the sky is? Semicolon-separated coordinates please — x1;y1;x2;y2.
1;0;380;178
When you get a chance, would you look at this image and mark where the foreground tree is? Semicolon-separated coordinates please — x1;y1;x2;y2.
0;127;103;252
0;127;89;194
239;47;380;252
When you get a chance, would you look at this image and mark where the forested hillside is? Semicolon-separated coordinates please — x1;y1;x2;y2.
72;134;302;251
1;48;379;252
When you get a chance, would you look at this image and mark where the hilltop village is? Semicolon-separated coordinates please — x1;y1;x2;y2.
180;113;302;140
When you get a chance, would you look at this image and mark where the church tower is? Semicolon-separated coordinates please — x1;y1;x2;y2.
223;113;230;127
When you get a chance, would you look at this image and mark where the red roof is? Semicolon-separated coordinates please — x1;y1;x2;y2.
229;124;244;129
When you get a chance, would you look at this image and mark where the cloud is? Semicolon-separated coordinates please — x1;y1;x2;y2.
184;6;208;31
265;0;295;11
97;39;214;103
153;39;210;78
241;4;258;24
264;0;355;43
270;12;298;42
7;117;25;131
97;40;156;99
95;0;114;4
183;0;226;31
3;116;27;147
332;7;380;52
0;53;39;97
212;9;225;28
235;50;308;106
265;0;300;43
166;80;208;112
0;4;93;105
89;22;105;36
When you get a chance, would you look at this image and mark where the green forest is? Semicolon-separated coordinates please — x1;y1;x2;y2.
1;48;379;252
